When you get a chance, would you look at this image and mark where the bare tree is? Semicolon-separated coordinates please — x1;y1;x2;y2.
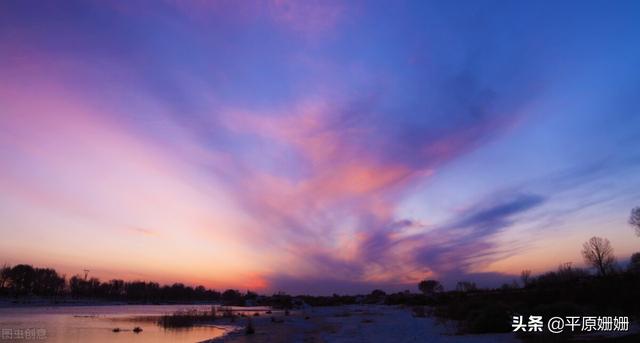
581;236;616;276
629;207;640;237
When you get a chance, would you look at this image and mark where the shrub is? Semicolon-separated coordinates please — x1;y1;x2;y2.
158;309;217;328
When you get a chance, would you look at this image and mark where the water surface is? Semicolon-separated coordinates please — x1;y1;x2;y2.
0;304;235;342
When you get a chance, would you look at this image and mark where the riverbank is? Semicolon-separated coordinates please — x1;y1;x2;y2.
204;305;517;343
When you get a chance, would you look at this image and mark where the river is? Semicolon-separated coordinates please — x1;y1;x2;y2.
0;304;236;342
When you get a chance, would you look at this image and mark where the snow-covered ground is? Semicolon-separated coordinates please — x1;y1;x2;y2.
204;305;517;343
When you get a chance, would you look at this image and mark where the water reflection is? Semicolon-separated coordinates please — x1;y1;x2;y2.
0;305;236;342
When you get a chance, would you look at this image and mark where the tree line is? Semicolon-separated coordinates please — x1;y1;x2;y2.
0;264;244;303
409;207;640;335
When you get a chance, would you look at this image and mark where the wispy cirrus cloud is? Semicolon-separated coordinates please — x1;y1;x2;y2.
258;192;546;293
185;86;538;291
2;0;639;294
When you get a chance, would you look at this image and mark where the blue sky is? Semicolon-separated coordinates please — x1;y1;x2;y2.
1;0;639;293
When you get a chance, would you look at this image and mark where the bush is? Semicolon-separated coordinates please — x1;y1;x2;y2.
158;309;217;328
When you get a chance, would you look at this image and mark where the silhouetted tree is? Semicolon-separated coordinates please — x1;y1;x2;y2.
0;264;10;291
69;275;83;298
107;279;125;299
245;290;258;300
557;262;589;282
126;281;148;301
269;291;293;309
164;283;191;301
520;270;532;287
500;281;518;290
87;277;101;297
630;207;640;237
146;282;160;300
33;268;65;296
418;279;443;295
222;289;243;305
68;275;100;298
8;264;36;296
370;289;386;298
194;285;208;300
365;289;387;304
456;281;477;292
629;252;640;273
0;264;224;302
582;236;616;276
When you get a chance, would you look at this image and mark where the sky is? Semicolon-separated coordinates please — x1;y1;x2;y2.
1;0;640;294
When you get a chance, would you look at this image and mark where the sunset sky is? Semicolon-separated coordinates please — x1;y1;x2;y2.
1;0;640;294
